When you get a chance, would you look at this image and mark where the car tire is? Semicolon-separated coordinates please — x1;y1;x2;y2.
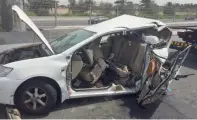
15;81;57;115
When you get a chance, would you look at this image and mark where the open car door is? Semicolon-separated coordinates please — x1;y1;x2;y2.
137;45;192;106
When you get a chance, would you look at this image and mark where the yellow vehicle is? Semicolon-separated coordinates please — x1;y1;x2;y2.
170;26;197;53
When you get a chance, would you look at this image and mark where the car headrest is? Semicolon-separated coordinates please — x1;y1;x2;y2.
144;35;160;45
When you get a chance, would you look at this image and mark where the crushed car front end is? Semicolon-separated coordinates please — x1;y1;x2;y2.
0;52;71;105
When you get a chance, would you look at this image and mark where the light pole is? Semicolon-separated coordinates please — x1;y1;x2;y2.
89;0;92;25
12;0;26;32
115;0;121;16
54;0;57;26
115;0;128;16
116;5;119;17
139;5;145;17
125;1;133;15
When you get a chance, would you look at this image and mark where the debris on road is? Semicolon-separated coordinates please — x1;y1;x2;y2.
6;107;21;120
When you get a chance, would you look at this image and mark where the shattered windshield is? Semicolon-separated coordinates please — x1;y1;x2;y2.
50;29;95;54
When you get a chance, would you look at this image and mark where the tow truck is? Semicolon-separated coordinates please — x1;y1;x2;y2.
170;26;197;53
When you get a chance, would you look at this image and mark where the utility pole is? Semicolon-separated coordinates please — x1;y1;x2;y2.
54;0;57;26
115;0;122;17
0;0;13;32
89;0;92;25
116;5;119;16
173;8;175;22
12;0;26;32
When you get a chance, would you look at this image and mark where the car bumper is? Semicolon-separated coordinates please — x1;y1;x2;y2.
0;77;24;105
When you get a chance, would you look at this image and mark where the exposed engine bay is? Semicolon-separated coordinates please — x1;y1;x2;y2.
0;43;52;64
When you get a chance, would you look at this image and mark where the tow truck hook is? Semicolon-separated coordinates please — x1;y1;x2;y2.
174;74;195;81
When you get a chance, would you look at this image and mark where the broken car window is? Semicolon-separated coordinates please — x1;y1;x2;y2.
50;29;95;54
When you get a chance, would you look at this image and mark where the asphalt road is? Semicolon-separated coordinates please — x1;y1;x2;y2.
31;16;88;27
34;19;88;28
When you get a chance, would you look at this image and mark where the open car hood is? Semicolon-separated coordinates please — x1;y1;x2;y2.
12;5;55;54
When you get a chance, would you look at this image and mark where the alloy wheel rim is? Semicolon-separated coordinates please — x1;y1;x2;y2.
24;88;48;110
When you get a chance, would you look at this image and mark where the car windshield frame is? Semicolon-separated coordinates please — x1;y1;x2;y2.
49;29;96;54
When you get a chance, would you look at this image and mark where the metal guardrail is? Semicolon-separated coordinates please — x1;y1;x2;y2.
166;21;197;28
38;21;197;31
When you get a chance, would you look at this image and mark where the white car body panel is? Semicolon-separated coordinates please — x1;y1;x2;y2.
0;5;170;106
3;53;71;104
0;77;24;104
153;48;169;63
85;14;165;33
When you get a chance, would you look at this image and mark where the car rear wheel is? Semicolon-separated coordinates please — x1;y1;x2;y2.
15;81;57;115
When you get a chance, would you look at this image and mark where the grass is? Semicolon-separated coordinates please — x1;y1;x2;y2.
158;14;186;19
60;13;89;16
175;15;186;19
25;11;37;16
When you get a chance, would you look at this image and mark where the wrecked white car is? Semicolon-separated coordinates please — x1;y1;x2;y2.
0;5;192;115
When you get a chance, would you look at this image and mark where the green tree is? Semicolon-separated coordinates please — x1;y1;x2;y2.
73;0;86;14
140;0;158;18
68;0;76;14
115;0;127;15
59;5;66;8
141;0;152;7
164;2;175;16
71;0;96;15
123;2;134;15
83;0;96;13
28;0;58;16
99;2;114;15
68;0;76;6
78;0;84;5
83;0;96;8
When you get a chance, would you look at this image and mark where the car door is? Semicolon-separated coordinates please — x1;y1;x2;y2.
137;45;192;106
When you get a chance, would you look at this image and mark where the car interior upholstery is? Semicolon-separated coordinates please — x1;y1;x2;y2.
76;39;108;85
70;31;154;89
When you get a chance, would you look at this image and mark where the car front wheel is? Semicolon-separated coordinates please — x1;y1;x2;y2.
15;81;57;115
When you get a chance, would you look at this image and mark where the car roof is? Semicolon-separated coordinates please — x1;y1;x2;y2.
84;14;166;34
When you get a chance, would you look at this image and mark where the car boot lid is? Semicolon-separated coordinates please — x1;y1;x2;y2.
12;5;55;54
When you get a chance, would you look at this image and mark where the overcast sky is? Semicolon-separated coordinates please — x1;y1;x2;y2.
58;0;197;6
